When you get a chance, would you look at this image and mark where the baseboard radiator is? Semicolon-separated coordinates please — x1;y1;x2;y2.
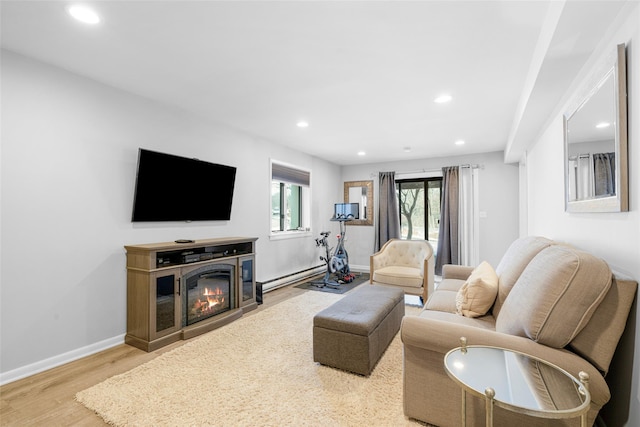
259;265;324;293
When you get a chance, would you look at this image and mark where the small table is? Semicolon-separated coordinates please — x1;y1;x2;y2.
444;337;591;427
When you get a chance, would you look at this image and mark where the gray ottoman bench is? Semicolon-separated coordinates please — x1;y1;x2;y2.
313;285;405;375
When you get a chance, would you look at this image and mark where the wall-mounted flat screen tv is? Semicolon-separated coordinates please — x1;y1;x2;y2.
132;148;236;222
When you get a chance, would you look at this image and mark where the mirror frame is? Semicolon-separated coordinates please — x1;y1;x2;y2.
563;43;628;213
343;180;374;226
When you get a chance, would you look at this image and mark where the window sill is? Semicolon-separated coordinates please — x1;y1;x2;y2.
269;230;312;241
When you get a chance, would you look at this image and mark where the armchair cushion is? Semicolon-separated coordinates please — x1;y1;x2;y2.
372;265;423;287
455;261;498;317
496;245;612;348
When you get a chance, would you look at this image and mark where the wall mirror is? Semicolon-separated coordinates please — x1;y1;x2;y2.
343;180;373;225
564;43;628;213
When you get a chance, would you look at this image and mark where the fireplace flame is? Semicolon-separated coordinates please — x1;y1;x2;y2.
190;286;227;319
191;287;224;312
203;287;223;296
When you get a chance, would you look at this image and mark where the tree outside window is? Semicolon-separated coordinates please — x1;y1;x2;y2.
396;178;442;250
271;182;301;232
270;161;310;234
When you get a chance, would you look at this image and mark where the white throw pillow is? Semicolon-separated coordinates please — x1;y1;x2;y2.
456;261;499;317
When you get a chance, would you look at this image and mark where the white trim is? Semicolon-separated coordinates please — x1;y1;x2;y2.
348;264;369;273
261;266;324;292
261;264;369;293
268;230;312;241
0;334;125;386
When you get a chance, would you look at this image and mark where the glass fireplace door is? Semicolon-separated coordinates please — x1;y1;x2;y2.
150;270;181;338
239;256;256;308
182;263;235;327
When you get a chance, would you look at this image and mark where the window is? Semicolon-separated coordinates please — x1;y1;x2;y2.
271;182;301;231
396;177;442;250
271;161;310;236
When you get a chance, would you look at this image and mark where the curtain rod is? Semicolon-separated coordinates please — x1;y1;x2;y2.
370;164;484;177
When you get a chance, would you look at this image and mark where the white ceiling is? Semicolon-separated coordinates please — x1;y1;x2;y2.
0;1;630;165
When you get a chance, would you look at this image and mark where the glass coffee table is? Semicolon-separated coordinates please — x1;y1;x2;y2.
444;337;591;427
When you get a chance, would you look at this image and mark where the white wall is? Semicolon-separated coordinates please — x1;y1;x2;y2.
0;50;341;381
525;5;639;426
340;151;520;269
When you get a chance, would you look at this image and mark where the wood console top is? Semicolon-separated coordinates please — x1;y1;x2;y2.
125;237;257;272
125;236;258;252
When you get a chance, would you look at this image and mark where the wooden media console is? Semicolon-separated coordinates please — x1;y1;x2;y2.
124;237;258;351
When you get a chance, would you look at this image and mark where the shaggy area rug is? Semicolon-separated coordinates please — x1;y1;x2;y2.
76;291;424;426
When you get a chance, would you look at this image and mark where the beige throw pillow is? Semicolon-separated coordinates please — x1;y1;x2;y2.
455;261;498;317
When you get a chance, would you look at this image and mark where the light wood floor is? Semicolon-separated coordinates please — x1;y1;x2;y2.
0;283;309;426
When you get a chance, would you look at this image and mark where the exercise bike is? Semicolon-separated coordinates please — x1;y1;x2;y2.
310;215;356;288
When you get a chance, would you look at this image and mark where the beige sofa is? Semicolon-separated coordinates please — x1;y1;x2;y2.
401;236;637;426
370;238;435;301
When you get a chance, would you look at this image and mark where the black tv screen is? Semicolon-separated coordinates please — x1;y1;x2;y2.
132;148;236;222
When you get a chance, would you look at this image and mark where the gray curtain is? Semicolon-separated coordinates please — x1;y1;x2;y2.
435;166;459;275
374;171;400;251
594;152;615;197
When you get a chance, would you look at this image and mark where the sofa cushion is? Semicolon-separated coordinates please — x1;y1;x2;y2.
455;261;498;317
496;245;612;348
492;236;553;318
418;308;496;330
424;278;463;313
425;289;458;313
372;266;423;288
569;277;637;374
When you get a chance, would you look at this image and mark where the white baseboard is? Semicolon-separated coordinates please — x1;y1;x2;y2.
261;266;325;292
261;264;369;293
0;334;125;386
350;264;368;273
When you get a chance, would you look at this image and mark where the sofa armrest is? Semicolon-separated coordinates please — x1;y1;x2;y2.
423;250;435;299
441;264;474;280
401;316;610;407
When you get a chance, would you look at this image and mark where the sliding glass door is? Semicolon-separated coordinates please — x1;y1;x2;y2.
396;178;442;251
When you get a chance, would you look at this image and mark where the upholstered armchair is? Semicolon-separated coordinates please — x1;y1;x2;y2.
370;239;435;301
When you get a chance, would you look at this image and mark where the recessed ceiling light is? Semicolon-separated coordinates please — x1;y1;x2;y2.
403;147;412;153
296;121;309;128
595;122;611;129
434;94;452;104
357;151;366;156
68;5;101;24
455;140;465;146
